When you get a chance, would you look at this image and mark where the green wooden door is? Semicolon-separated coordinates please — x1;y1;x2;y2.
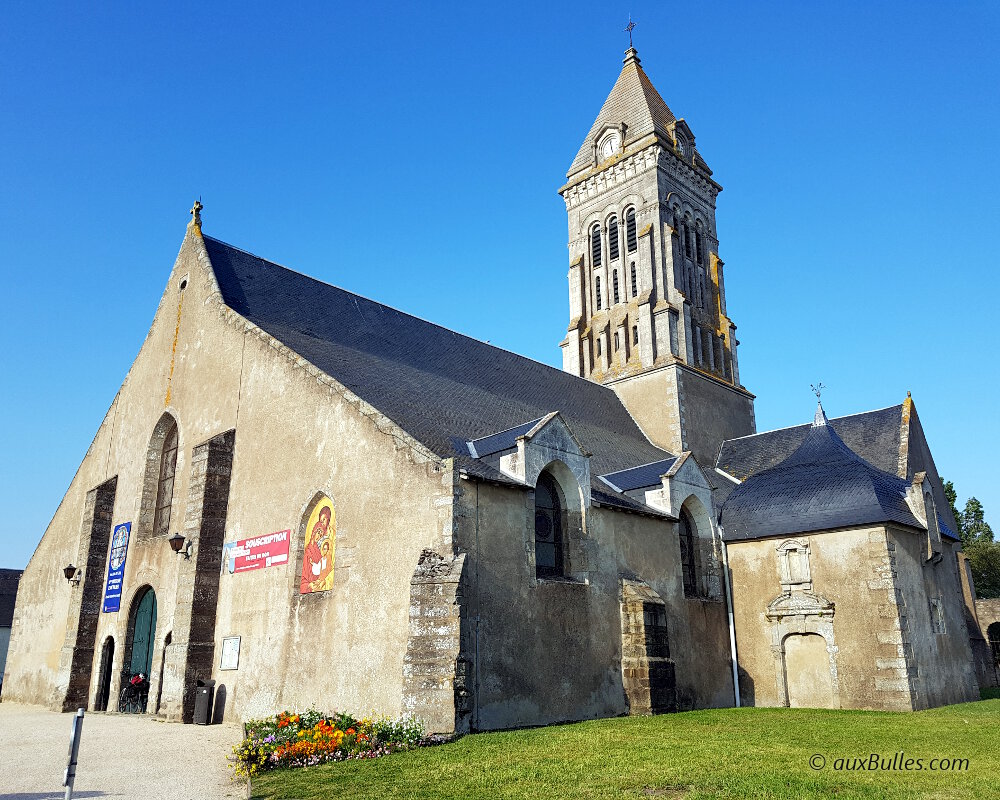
129;589;157;677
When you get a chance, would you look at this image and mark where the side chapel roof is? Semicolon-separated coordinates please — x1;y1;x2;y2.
720;403;942;542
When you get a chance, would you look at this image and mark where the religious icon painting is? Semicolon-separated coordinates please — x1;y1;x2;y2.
299;495;336;595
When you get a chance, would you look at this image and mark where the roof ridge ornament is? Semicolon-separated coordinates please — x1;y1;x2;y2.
624;16;639;64
810;383;828;427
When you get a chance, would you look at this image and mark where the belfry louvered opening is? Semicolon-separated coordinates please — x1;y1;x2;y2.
591;224;602;267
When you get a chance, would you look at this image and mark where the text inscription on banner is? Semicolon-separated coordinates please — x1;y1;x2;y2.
222;530;290;575
102;522;132;612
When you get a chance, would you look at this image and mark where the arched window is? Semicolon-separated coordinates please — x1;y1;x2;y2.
534;472;565;577
154;420;178;537
595;276;602;310
613;270;620;304
696;224;706;265
684;222;694;260
608;216;619;261
591;224;602;267
630;261;637;296
625;208;637;253
679;507;698;597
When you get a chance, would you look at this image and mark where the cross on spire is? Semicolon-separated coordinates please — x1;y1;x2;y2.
625;16;636;49
189;199;203;229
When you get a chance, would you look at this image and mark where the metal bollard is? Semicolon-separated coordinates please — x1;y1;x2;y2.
63;708;85;800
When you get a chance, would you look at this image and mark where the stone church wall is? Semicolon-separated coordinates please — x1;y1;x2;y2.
453;475;733;732
609;363;754;468
887;530;980;708
728;525;980;711
729;527;901;709
4;228;455;727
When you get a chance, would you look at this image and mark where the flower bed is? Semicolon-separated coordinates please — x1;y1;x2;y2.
231;709;425;780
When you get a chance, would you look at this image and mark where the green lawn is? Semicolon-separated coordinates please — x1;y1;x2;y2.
252;695;1000;800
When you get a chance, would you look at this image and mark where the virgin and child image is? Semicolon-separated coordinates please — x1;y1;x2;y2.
299;498;336;594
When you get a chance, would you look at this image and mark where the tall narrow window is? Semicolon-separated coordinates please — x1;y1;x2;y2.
534;472;565;577
595;277;602;310
154;421;178;537
696;226;705;265
632;325;639;345
613;270;620;304
630;261;637;296
591;224;602;267
596;338;602;357
608;216;619;261
679;507;698;597
626;209;637;253
684;223;694;260
614;331;620;350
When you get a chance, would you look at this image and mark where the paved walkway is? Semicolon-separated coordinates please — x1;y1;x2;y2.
0;703;245;800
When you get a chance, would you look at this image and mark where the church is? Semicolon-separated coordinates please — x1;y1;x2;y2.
4;46;990;732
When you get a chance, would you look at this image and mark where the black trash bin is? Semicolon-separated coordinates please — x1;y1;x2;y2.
193;679;215;725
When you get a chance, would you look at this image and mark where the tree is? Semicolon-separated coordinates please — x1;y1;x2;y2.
962;497;994;545
943;480;964;540
942;479;998;599
965;541;1000;599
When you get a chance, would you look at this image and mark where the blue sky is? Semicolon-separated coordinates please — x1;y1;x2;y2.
1;1;998;569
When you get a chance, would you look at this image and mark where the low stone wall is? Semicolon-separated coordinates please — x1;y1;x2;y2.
975;598;1000;688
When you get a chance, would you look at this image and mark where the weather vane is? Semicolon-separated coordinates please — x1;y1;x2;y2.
625;16;636;48
811;382;826;400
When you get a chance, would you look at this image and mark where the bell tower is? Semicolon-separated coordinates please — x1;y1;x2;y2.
558;47;755;465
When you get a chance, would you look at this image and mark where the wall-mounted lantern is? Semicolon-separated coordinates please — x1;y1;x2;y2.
169;533;192;559
63;564;81;585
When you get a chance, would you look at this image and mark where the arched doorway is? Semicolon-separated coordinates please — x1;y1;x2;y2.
783;633;836;708
94;636;115;711
988;622;1000;667
121;587;156;712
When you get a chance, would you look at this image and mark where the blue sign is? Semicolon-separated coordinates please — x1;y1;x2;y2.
102;522;131;613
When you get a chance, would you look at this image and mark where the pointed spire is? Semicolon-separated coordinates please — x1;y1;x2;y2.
566;46;677;179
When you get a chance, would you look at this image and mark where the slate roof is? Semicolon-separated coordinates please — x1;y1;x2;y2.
720;409;924;541
0;569;22;627
600;458;677;493
204;237;672;499
567;49;678;179
717;405;904;482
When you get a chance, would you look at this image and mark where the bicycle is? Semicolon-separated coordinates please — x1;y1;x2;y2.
118;673;149;714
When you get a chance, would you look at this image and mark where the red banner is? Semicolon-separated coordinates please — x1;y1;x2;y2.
222;530;290;574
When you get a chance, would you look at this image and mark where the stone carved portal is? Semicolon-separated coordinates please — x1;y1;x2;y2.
766;539;839;708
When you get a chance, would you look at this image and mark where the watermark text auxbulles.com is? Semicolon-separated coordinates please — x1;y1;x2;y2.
809;753;969;772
